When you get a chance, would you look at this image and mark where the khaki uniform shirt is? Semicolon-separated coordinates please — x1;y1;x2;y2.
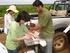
38;8;54;39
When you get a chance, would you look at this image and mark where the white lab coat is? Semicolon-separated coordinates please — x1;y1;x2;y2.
4;13;14;34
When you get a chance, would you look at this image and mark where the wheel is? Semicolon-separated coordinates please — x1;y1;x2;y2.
66;30;70;44
53;32;68;52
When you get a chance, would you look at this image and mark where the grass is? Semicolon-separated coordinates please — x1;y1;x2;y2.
0;5;36;17
0;4;53;17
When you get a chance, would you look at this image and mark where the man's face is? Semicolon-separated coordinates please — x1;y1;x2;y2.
34;6;42;13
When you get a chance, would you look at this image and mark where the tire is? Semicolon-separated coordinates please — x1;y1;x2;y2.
53;32;68;52
66;30;70;44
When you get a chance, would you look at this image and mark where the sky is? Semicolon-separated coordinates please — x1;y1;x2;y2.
0;0;56;5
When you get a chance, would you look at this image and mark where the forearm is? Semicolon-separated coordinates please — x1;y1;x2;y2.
14;36;24;41
14;34;32;41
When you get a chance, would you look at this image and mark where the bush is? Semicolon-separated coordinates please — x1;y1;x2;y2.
17;5;36;13
0;4;53;18
0;6;8;17
0;5;36;17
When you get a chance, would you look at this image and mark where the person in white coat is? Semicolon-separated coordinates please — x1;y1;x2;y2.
4;5;18;34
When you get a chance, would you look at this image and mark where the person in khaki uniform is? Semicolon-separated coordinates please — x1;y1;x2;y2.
32;0;54;53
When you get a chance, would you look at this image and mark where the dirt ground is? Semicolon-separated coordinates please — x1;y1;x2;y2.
0;33;6;44
0;17;4;28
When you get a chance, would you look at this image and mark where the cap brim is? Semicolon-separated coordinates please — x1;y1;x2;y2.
6;9;19;13
13;10;19;13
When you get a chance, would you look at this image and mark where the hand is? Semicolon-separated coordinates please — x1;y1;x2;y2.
23;34;32;39
29;27;35;31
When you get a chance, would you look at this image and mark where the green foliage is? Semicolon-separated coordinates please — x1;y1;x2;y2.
45;4;53;10
0;4;53;18
0;6;8;17
17;5;36;13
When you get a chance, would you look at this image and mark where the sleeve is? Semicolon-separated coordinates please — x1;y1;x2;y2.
40;13;51;27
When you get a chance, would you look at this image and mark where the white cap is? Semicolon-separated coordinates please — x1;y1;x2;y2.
6;5;19;13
